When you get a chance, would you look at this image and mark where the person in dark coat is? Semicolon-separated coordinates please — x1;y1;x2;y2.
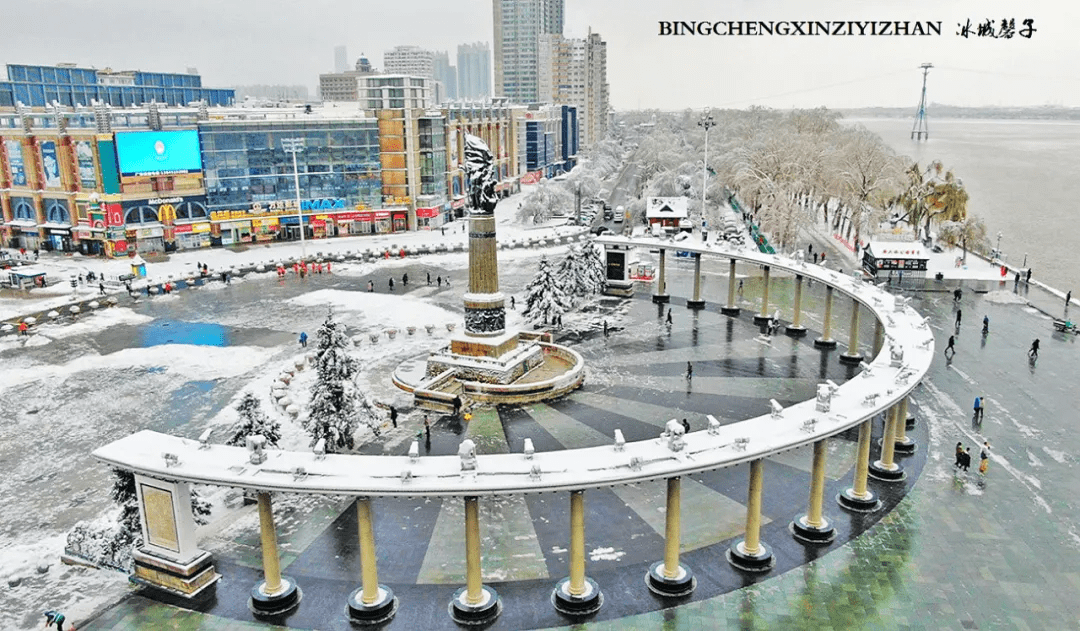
389;405;398;428
1029;338;1040;358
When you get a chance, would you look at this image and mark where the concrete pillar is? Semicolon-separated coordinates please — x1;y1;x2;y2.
753;266;772;324
814;286;837;348
722;258;740;315
786;274;807;336
893;395;917;454
687;253;705;309
653;248;669;303
249;492;301;616
450;496;501;624
838;419;881;512
870;405;906;481
729;459;775;571
792;439;836;543
646;477;695;596
346;498;397;624
873;319;885;356
552;491;603;615
840;298;863;364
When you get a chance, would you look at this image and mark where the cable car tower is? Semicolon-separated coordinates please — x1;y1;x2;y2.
911;63;932;141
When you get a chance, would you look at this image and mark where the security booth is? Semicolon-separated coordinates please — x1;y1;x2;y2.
7;266;48;289
862;241;928;286
130;254;147;278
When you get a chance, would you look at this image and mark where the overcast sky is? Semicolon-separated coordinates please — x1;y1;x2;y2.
4;0;1078;110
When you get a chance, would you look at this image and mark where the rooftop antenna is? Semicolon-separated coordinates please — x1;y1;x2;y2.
911;63;932;141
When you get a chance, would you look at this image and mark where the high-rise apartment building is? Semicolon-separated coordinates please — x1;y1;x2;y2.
457;42;491;100
334;45;348;73
493;0;564;103
383;46;435;80
433;52;457;101
537;29;608;147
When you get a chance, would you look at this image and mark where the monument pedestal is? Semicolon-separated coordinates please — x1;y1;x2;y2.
132;548;218;598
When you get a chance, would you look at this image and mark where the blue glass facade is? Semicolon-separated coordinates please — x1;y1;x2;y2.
198;120;382;213
560;105;578;170
0;64;233;108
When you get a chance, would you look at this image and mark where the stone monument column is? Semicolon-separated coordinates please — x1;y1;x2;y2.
462;133;506;337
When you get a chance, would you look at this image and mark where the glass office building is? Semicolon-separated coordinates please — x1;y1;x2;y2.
198;119;382;243
0;64;234;108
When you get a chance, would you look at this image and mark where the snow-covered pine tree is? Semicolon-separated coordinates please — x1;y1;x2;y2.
110;468;140;537
306;312;361;452
557;246;586;300
581;243;608;295
522;256;572;324
227;392;281;448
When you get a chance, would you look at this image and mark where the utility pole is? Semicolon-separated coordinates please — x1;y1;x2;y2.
281;138;307;260
911;63;932;141
698;109;715;228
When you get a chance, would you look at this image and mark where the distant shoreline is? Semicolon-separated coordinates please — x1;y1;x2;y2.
838;106;1080;121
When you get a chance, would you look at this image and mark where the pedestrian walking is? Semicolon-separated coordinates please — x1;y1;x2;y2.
961;448;971;472
98;282;105;295
367;279;374;292
445;275;451;287
402;273;409;286
557;313;563;327
979;441;991;475
603;320;609;337
953;288;962;302
681;418;690;434
43;610;69;630
437;275;443;287
1067;291;1072;307
955;309;962;328
299;331;308;348
945;335;956;358
1029;338;1040;358
388;277;394;291
686;361;693;381
33;248;39;260
1026;268;1032;283
441;226;445;236
666;309;673;325
807;243;813;258
427;271;431;285
974;396;984;421
424;415;431;438
389;405;398;428
982;315;989;335
18;321;28;336
954;442;964;468
738;279;744;294
510;295;516;310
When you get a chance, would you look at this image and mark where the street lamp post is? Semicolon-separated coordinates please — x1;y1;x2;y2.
281;138;306;260
995;231;1002;261
698;110;715;238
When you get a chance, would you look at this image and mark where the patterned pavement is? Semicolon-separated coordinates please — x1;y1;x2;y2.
79;268;1080;630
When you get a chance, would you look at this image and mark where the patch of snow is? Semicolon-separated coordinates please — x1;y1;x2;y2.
589;546;626;561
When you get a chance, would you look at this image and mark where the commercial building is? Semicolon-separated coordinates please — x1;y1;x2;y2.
517;103;576;182
457;43;491;100
383;46;435;80
1;99;524;254
320;72;439;109
0;63;233;108
493;0;564;103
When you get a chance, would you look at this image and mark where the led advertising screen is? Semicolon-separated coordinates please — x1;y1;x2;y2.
115;130;202;177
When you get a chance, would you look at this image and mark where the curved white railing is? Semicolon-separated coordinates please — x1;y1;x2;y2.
93;237;934;498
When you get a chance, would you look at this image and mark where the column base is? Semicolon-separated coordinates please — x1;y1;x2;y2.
249;576;302;617
836;489;882;513
868;460;907;481
645;561;696;597
131;549;218;600
785;325;807;337
839;352;864;364
604;281;634;297
652;294;670;304
752;314;772;325
790;515;836;544
814;338;838;349
449;585;502;626
346;585;398;625
686;299;706;309
727;541;775;573
551;576;604;617
893;437;917;455
720;306;741;316
906;414;916;430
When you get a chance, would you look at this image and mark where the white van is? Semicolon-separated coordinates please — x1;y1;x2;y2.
614;205;625;223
